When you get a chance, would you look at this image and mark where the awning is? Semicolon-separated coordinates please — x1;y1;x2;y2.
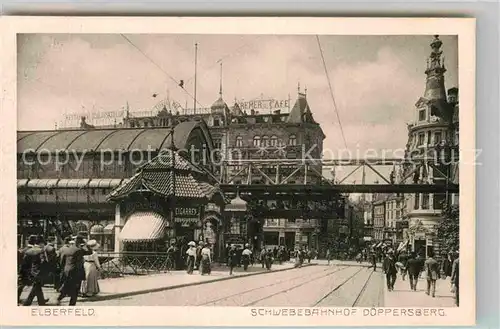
56;179;91;188
90;224;104;235
26;179;59;188
103;223;115;234
397;240;409;252
120;211;169;242
17;179;29;188
88;179;123;188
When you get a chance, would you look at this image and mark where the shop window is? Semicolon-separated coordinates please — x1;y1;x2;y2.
230;217;240;235
253;136;261;147
235;136;243;147
419;109;426;121
289;134;297;146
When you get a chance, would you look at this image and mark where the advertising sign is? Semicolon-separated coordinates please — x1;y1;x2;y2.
237;98;290;113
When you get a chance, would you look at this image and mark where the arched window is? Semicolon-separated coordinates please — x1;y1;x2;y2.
262;136;269;147
253;136;261;147
270;135;278;147
236;136;243;147
289;134;297;146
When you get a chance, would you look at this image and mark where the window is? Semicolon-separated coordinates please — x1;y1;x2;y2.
417;133;425;146
214;139;222;150
414;193;420;210
422;193;430;209
262;136;269;147
433;193;446;209
289;134;297;146
253;136;261;147
270;135;278;147
419;109;426;121
434;132;442;144
236;136;243;147
144;121;149;127
230;217;240;234
213;118;220;127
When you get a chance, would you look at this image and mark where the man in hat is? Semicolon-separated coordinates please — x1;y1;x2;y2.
195;241;204;270
21;235;49;306
44;237;58;290
424;250;439;297
383;249;398;291
406;252;422;291
56;234;92;306
17;235;37;304
241;244;252;271
56;236;72;291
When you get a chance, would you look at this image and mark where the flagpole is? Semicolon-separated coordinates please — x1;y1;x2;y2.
194;43;198;114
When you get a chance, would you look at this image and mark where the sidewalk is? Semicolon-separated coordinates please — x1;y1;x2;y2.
384;273;457;307
312;259;380;268
19;262;305;305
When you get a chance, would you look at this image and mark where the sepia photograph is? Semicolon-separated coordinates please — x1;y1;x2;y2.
1;17;475;327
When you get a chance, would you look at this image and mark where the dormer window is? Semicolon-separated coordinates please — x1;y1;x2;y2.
418;109;426;121
214;118;221;127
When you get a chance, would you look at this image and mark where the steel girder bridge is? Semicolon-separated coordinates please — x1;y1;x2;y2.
214;158;459;195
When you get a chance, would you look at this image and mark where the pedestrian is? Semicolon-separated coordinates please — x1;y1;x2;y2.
17;235;36;304
355;252;362;264
441;252;453;279
450;251;459;306
424;250;439;298
326;249;331;265
80;239;101;297
56;235;92;306
406;252;422;291
241;244;252;271
260;248;266;269
43;237;58;289
200;243;212;275
383;249;397;292
371;252;377;272
166;242;176;272
21;235;49;306
264;249;273;270
185;241;197;274
56;236;72;292
228;245;238;275
195;241;204;270
397;251;408;281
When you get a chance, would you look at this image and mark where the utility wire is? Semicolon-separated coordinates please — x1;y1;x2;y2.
120;34;205;109
316;35;348;149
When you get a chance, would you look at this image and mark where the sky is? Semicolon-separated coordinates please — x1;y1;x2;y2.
17;34;458;183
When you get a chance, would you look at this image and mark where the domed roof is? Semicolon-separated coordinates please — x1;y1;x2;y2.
225;194;247;212
211;96;230;113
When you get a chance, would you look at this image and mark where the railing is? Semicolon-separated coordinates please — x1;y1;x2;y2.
97;251;172;278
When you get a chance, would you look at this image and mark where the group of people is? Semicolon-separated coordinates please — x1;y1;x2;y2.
17;234;102;306
380;248;460;306
182;241;213;275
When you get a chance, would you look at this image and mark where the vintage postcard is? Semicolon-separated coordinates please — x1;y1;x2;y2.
0;17;475;326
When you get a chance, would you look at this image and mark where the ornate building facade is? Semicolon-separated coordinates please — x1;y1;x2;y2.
403;35;460;257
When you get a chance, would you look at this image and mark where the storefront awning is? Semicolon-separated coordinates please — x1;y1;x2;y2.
26;179;59;188
120;211;169;242
88;179;123;188
397;240;409;252
103;223;115;234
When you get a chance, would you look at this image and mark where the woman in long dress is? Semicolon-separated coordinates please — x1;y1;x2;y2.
81;240;101;297
200;244;212;275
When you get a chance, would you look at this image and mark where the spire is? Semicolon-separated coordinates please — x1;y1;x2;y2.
424;35;447;102
219;61;223;96
297;81;301;94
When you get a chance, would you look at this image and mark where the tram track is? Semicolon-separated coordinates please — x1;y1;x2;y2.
197;266;339;306
242;266;355;307
312;267;365;306
351;269;375;307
